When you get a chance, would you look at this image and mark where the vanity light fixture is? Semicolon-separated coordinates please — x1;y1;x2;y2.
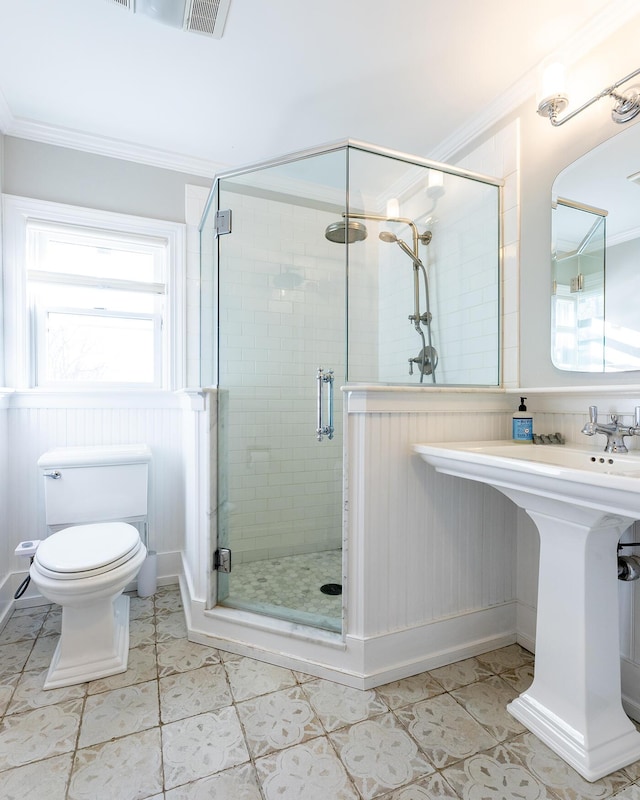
537;64;640;127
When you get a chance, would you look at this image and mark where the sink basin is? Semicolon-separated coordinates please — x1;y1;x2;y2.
414;439;640;782
413;441;640;520
420;440;640;474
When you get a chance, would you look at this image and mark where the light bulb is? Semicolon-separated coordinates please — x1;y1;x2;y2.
386;198;400;218
539;61;567;104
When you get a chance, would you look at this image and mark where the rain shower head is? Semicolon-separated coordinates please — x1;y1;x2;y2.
325;220;368;244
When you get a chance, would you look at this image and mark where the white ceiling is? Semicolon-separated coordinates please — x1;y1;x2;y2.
0;0;636;176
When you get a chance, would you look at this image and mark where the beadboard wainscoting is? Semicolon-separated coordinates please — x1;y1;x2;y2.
0;390;186;629
182;388;520;688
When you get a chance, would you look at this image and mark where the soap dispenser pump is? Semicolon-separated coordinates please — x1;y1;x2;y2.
513;397;533;443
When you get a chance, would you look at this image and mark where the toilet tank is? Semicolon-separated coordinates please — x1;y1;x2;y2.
38;444;151;527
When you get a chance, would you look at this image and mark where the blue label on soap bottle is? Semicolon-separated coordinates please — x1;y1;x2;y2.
513;418;533;441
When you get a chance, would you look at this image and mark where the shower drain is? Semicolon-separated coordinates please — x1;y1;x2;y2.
320;583;342;595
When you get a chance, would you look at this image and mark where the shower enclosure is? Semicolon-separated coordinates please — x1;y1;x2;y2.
200;140;500;634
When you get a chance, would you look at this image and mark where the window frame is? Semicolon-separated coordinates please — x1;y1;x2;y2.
2;195;186;391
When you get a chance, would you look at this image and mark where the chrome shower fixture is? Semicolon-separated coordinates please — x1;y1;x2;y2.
381;228;432;247
377;225;437;384
325;210;437;383
324;220;368;244
378;231;424;267
409;345;438;377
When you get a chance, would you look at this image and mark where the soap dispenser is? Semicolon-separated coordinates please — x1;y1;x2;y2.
512;397;533;443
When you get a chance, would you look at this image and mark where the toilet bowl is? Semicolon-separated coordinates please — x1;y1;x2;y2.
29;444;151;689
30;522;147;688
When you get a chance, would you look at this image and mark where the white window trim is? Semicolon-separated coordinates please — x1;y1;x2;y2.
2;194;186;391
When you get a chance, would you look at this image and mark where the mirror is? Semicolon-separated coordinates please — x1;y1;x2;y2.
551;123;640;372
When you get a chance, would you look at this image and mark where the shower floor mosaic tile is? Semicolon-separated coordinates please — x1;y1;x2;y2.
1;587;640;798
222;549;343;628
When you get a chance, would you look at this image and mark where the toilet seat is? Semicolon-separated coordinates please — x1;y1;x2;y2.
34;522;142;580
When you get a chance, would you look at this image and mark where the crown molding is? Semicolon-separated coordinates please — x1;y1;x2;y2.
2;116;224;178
430;74;535;163
431;0;640;163
609;225;640;248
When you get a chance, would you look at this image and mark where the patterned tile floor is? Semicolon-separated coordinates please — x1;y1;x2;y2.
1;587;640;799
223;550;342;630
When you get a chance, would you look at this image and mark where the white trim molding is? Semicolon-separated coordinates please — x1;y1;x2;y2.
2;118;224;178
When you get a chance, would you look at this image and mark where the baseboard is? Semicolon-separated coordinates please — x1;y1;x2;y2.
0;570;46;618
0;573;17;632
358;602;518;687
1;550;183;622
516;600;537;653
185;590;518;689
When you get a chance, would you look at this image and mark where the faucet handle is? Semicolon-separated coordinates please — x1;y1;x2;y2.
588;405;598;423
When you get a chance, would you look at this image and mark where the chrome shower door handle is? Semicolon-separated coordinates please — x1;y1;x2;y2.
316;367;334;442
326;370;334;440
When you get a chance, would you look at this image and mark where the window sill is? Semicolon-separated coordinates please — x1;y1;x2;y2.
5;388;185;410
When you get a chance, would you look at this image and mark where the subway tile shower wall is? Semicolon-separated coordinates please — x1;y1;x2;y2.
217;193;344;563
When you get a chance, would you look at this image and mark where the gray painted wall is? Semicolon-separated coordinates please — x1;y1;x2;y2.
3;136;211;222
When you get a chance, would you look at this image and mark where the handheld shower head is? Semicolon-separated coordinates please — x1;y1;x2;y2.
378;231;397;243
379;231;423;267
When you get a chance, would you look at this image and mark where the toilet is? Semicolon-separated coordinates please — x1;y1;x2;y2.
29;444;151;689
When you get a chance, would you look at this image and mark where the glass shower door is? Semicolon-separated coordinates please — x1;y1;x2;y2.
214;151;347;632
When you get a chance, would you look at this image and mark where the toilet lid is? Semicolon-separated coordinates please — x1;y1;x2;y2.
35;522;142;577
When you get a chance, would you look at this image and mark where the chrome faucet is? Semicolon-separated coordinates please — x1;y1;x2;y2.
581;405;640;453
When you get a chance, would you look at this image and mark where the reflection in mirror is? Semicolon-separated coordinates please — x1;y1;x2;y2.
551;199;605;371
551;123;640;372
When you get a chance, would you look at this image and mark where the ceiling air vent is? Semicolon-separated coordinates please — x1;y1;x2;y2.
183;0;231;38
110;0;231;38
628;170;640;186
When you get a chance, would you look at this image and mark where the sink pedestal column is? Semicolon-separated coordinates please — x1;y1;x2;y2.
508;506;640;782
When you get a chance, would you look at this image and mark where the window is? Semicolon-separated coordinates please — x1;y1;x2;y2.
3;197;185;390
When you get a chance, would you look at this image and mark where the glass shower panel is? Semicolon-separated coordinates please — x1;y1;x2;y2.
347;147;500;386
215;149;347;632
201;139;502;636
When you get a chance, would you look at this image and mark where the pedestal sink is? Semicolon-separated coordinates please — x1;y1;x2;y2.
414;440;640;782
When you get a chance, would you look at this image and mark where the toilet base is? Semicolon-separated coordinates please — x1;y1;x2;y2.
44;594;131;689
